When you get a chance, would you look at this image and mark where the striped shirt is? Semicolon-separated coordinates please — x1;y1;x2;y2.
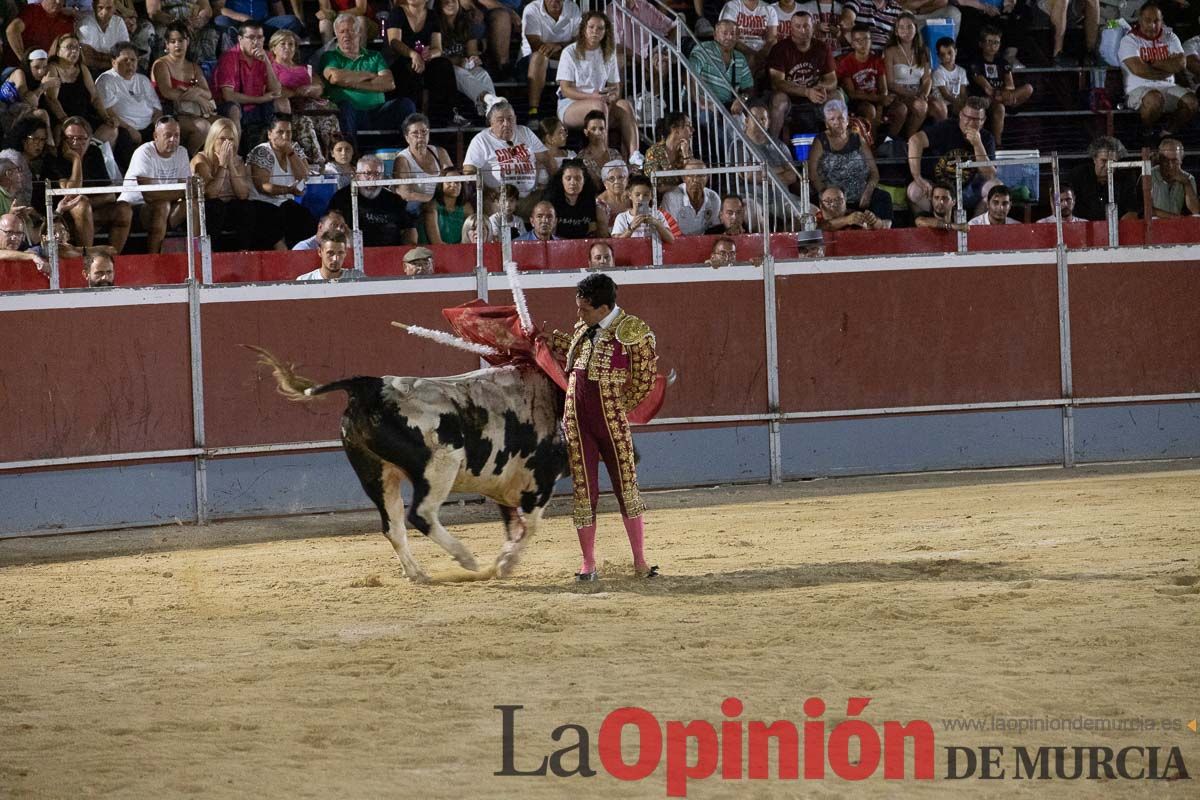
688;41;754;105
844;0;902;53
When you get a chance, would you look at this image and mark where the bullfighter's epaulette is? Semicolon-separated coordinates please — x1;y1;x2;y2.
615;314;651;345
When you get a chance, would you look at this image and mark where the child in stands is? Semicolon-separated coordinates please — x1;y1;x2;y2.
932;37;967;118
966;25;1033;146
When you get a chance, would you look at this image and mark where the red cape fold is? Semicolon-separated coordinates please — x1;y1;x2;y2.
441;300;667;423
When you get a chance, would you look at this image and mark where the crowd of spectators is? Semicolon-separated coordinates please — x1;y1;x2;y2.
0;0;1197;281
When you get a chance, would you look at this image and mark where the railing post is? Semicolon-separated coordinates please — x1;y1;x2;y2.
196;176;213;284
45;190;59;289
350;180;364;273
1106;161;1118;247
954;164;967;253
1051;153;1074;468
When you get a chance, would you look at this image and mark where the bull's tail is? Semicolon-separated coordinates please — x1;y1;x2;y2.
244;345;373;402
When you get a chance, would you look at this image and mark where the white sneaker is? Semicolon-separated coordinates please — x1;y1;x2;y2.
628;150;645;168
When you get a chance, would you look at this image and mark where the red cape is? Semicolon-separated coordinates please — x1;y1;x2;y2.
441;299;667;424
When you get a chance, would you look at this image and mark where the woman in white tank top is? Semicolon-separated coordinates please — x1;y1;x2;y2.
883;13;934;138
392;113;453;216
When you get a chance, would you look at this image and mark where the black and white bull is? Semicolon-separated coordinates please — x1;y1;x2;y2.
249;347;568;581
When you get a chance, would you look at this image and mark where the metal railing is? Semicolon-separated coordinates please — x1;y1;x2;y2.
607;0;809;230
955;155;1064;253
1106;158;1153;247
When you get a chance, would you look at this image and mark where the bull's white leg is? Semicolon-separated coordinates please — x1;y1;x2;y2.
496;505;545;577
412;451;479;572
380;464;428;582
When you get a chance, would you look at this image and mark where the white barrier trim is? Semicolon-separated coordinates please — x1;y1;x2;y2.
776;249;1056;275
0;286;189;311
197;274;478;303
1065;245;1200;265
485;264;763;291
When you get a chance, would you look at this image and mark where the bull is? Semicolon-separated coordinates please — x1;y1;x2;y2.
248;346;568;582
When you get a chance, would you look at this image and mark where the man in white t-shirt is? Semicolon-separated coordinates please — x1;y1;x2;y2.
719;0;779;74
968;184;1020;225
95;41;161;170
296;230;362;281
76;0;129;73
661;158;722;235
520;0;582;121
463;100;552;203
117;117;189;253
1035;184;1086;223
1118;2;1197;135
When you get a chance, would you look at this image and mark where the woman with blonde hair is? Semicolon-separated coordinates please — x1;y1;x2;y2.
269;28;340;165
151;22;217;155
190;117;255;252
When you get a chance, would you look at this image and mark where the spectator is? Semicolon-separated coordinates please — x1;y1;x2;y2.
536;115;577;188
247;114;317;249
324;134;356;188
809;98;893;225
146;1;217;61
47;33;118;146
270;29;340;165
906;95;997;214
112;0;156;71
403;245;435;275
688;19;754;111
5;0;76;66
43;115;132;251
330;154;418;246
743;100;798;188
557;12;639;161
642;112;694;195
588;239;614;268
96;42;162;171
661;157;722;235
292;210;349;250
2;51;59;139
422;168;474;244
1036;183;1086;223
316;0;376;45
955;0;1033;64
705;235;737;267
0;210;48;273
82;246;117;286
800;0;845;55
767;11;837;139
521;0;582;122
463;99;552;204
775;0;800;39
932;36;968;117
190;118;255;252
1043;0;1099;66
516;199;560;240
574;112;621;191
968;183;1018;224
914;180;969;230
1144;138;1200;217
595;158;628;222
478;0;523;79
214;21;282;133
117;116;190;254
462;213;492;243
76;0;129;73
967;25;1033;146
884;13;935;136
152;22;216;155
0;158;22;215
901;0;961;32
839;0;902;54
394;113;455;216
611;174;676;243
387;0;460;126
1067;136;1137;221
439;0;498;117
322;14;414;143
487;183;528;240
0;116;52;207
297;230;361;281
706;193;750;234
719;0;779;76
817;184;886;229
543;158;607;238
1120;2;1197;138
837;23;890;133
214;0;304;39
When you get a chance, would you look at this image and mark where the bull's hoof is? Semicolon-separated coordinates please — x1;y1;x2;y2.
408;571;431;584
457;554;480;572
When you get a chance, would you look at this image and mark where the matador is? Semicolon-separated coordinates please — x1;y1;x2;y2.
548;273;659;581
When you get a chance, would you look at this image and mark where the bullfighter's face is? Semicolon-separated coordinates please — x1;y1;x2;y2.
576;296;610;327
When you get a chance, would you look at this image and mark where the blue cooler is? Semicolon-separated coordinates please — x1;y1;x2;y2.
922;18;957;67
791;133;817;162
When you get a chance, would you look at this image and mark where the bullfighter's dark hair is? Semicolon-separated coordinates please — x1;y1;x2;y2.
577;273;617;310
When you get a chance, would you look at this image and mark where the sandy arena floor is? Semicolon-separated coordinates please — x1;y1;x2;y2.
2;462;1198;799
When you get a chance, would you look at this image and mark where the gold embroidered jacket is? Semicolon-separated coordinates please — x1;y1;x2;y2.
551;310;658;411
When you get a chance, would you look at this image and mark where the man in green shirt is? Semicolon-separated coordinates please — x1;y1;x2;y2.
688;19;754;108
320;14;415;142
